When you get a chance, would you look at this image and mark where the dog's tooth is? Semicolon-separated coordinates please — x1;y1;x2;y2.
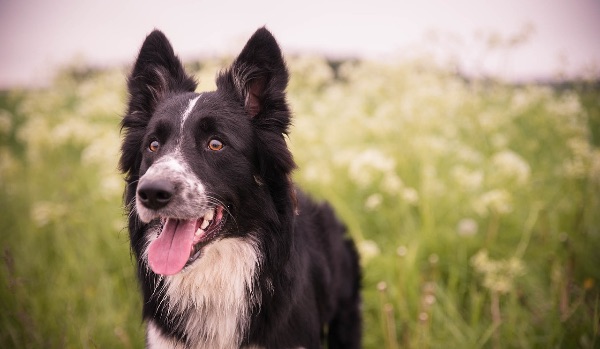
195;228;202;236
200;219;209;230
204;210;214;222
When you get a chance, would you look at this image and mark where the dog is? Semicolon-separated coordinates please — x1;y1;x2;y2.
119;27;361;349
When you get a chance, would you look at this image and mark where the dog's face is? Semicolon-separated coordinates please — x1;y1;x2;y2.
136;91;256;275
136;91;254;221
120;28;294;276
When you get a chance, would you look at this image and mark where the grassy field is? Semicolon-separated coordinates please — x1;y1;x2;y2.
1;56;599;348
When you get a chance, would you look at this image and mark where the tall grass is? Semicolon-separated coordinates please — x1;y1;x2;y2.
1;56;598;348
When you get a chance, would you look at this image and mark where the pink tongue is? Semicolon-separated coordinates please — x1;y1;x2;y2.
148;218;197;275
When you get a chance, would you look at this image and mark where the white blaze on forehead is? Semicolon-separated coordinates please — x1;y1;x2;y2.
176;94;202;152
181;95;201;132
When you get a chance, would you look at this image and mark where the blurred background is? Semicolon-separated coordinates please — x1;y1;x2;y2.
1;0;599;348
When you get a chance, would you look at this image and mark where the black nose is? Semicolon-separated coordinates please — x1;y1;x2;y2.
137;179;174;210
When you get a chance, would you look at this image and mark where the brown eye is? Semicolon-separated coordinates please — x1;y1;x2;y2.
208;139;224;151
148;140;160;152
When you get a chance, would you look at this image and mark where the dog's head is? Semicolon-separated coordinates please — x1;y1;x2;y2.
120;28;295;276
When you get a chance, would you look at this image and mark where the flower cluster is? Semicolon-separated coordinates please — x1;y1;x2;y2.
471;249;525;294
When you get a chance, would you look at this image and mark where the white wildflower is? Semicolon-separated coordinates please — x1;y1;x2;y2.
491;150;531;185
357;240;380;263
509;89;533;114
52;118;98;146
457;218;478;237
451;165;484;191
301;163;332;184
364;193;383;211
396;245;408;257
547;91;582;116
31;201;67;227
562;137;593;179
382;173;403;194
471;249;525;294
348;148;395;188
289;56;334;90
423;294;436;306
81;133;120;166
402;187;419;205
428;254;439;265
473;189;513;216
478;110;503;132
101;174;124;200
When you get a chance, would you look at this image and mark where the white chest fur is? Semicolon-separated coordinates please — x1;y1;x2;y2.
145;237;262;349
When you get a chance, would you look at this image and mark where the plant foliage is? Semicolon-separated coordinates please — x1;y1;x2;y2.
1;57;599;348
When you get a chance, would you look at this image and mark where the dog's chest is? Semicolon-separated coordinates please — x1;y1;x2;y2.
146;237;261;349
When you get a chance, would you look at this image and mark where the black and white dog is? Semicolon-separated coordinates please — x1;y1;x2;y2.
119;28;361;349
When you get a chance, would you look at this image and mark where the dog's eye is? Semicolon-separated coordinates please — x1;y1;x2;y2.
148;140;160;153
208;139;224;151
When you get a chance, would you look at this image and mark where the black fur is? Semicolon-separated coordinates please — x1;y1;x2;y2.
120;28;361;349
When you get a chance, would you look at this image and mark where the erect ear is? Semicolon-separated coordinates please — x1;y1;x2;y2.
218;28;297;218
120;30;196;181
125;30;197;117
218;27;289;119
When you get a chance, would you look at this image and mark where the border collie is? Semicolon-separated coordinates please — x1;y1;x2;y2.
119;28;361;349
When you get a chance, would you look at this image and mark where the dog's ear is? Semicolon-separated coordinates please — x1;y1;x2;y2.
120;30;196;181
219;28;296;217
126;30;197;117
217;27;289;123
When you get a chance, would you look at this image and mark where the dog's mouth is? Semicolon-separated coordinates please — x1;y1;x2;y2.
147;206;225;276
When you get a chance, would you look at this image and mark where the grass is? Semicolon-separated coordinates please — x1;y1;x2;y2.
1;55;599;348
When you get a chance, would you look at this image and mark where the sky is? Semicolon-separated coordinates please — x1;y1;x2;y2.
0;0;599;87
